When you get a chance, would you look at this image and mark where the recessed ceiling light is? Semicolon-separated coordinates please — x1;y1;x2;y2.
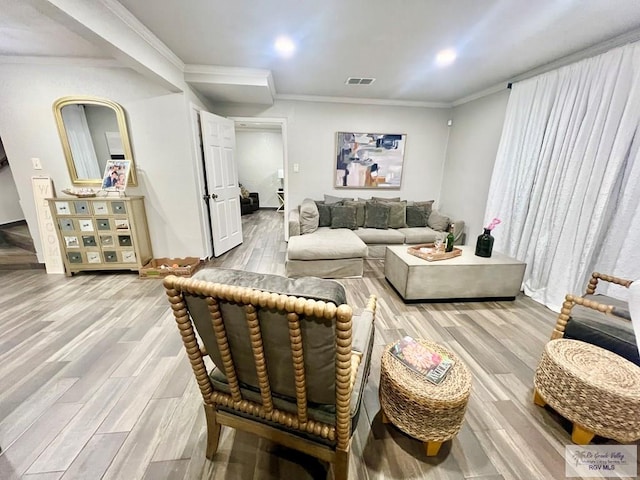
435;48;457;67
274;35;296;58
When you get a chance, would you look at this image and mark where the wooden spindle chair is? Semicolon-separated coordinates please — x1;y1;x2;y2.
164;268;377;480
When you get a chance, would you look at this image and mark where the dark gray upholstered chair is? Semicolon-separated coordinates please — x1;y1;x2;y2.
164;268;377;480
551;272;638;366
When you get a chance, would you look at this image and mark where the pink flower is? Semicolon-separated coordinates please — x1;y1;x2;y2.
486;218;501;231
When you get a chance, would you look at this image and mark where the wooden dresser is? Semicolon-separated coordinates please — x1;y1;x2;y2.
47;196;153;276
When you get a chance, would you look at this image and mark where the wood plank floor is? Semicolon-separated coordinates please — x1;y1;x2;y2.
0;210;637;479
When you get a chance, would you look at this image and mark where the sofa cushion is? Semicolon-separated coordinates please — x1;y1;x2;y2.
330;205;358;230
344;200;366;227
427;210;450;231
374;199;407;228
406;205;429;227
354;228;405;244
364;202;390;229
397;227;439;244
287;227;367;260
324;194;351;205
300;198;319;234
315;201;332;227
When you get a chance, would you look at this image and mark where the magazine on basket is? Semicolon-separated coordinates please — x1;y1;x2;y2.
390;336;454;384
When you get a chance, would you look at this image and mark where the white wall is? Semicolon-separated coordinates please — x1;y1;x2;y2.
236;130;283;208
439;90;511;243
0;139;25;224
0;63;208;261
213;100;452;211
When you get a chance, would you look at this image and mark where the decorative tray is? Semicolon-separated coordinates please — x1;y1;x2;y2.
407;243;462;262
62;188;97;198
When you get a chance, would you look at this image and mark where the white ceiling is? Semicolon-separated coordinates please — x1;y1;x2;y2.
2;0;640;105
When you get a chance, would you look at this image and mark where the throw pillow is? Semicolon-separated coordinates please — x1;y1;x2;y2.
315;201;332;227
239;184;250;199
299;198;319;235
427;210;451;232
406;205;429;227
364;202;390;229
372;196;401;202
344;200;366;227
330;205;358;230
382;200;407;228
413;200;435;218
324;194;352;205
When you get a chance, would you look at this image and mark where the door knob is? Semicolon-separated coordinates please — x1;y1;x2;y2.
211;193;218;200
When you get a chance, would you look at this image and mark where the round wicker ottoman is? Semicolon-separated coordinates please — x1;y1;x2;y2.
379;339;471;456
533;339;640;444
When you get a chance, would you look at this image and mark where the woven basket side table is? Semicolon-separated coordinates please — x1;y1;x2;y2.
379;339;472;456
533;339;640;444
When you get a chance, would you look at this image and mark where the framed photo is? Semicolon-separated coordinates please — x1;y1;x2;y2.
335;132;406;189
101;159;131;192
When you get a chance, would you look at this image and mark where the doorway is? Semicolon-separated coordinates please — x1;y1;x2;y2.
230;117;288;239
0;136;39;268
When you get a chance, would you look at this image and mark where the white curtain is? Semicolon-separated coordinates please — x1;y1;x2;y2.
60;105;101;178
485;41;640;312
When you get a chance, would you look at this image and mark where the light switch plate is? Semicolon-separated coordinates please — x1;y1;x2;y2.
32;157;42;170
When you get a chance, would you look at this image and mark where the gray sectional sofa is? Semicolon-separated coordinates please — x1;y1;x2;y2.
286;196;464;278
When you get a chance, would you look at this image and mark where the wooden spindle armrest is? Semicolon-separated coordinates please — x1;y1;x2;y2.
551;293;628;339
585;272;633;295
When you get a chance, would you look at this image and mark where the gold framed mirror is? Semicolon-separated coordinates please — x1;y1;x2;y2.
53;96;137;186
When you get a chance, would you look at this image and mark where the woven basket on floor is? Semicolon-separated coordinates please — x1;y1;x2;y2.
534;339;640;443
379;339;471;442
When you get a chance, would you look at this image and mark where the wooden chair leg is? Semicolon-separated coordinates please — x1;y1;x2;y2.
333;448;349;480
533;389;546;407
381;409;390;424
424;441;443;456
571;424;594;445
204;403;221;459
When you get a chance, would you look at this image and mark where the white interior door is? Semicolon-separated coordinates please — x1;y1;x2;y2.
200;110;243;256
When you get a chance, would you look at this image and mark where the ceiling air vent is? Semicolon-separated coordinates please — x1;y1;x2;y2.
345;77;376;85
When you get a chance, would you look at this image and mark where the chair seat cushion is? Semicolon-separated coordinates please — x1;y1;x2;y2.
564;307;639;366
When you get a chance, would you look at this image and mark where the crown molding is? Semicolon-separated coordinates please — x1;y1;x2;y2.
0;55;123;67
100;0;185;71
508;27;640;86
451;83;508;107
275;93;451;109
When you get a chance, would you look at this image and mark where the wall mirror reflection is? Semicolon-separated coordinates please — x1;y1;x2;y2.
53;96;137;186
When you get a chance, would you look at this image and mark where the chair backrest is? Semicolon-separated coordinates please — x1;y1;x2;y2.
165;268;353;415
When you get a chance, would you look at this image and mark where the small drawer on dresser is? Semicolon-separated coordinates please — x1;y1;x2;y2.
78;219;94;232
82;235;97;247
59;218;74;231
121;250;137;263
118;235;132;247
67;252;83;264
100;235;114;246
96;218;111;230
55;201;72;215
86;251;102;264
92;201;109;215
111;201;126;214
103;251;118;263
73;201;90;214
